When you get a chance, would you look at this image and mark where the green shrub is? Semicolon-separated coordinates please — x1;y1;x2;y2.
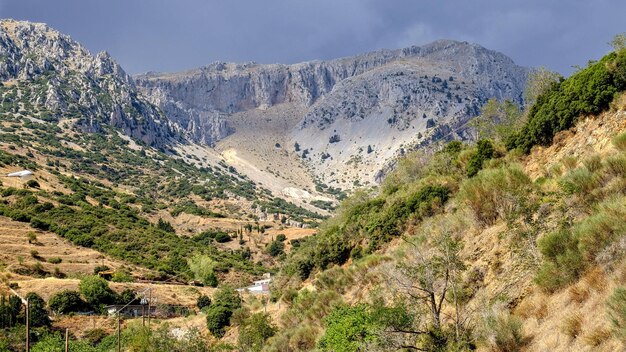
559;167;600;198
25;180;40;188
197;295;211;310
576;198;626;261
79;275;117;308
318;304;377;352
214;232;231;243
459;166;532;227
535;229;585;292
613;132;626;152
466;139;495;177
507;50;626;153
583;154;603;173
25;292;50;327
206;305;232;338
48;290;85;314
238;313;277;352
213;286;242;311
605;155;626;177
47;257;62;264
266;240;285;257
111;270;133;283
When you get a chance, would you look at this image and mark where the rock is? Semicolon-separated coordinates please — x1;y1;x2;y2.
0;19;176;148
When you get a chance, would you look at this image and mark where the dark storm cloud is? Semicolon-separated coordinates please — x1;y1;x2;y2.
0;0;624;75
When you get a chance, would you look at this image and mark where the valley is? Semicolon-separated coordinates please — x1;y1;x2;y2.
0;17;625;352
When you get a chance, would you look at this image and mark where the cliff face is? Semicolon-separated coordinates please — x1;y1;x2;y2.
0;19;175;147
136;40;529;188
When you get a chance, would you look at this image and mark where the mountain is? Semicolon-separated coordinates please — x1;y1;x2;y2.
0;19;175;147
136;40;529;189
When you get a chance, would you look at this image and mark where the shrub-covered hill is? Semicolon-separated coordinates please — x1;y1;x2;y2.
257;50;626;351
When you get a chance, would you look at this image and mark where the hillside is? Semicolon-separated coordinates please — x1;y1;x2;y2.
254;47;626;351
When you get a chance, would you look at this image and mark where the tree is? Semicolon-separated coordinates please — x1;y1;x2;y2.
266;240;285;257
213;286;242;311
188;254;219;287
157;218;175;233
205;305;232;338
610;33;626;52
79;276;117;308
523;67;561;108
381;215;468;350
470;99;522;142
238;313;277;352
466;139;495;177
25;292;50;327
117;288;137;305
48;290;85;314
205;286;243;337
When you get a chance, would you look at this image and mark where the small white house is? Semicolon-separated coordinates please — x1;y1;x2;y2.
237;274;272;294
6;170;33;179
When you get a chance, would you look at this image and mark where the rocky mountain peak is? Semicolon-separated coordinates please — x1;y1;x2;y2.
0;19;174;147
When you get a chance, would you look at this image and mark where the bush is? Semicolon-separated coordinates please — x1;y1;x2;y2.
25;292;50;327
197;295;211;310
266;240;285;257
466;139;495;177
48;290;85;314
238;313;277;352
205;305;233;338
25;180;40;188
605;155;626;177
559;167;600;198
459;166;532;227
508;51;626;152
214;232;231;243
47;257;62;264
613;131;626;152
111;270;133;283
535;229;585;292
275;234;287;242
318;304;377;352
476;303;525;352
213;286;242;311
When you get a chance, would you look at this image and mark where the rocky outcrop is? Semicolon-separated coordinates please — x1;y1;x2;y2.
0;19;176;147
136;40;529;187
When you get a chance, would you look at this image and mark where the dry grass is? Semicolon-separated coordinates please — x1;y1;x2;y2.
561;155;579;171
568;283;590;304
561;313;583;339
0;215;138;277
584;267;608;291
584;327;612;347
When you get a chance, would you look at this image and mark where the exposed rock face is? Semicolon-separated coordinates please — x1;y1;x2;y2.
137;40;529;187
0;19;175;147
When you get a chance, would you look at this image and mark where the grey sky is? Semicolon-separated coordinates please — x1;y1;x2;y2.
0;0;624;75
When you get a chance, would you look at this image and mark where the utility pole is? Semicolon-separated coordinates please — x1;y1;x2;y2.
117;313;121;352
147;289;152;330
64;328;69;352
25;298;29;352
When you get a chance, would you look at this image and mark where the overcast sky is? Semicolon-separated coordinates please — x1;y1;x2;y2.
1;0;624;75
